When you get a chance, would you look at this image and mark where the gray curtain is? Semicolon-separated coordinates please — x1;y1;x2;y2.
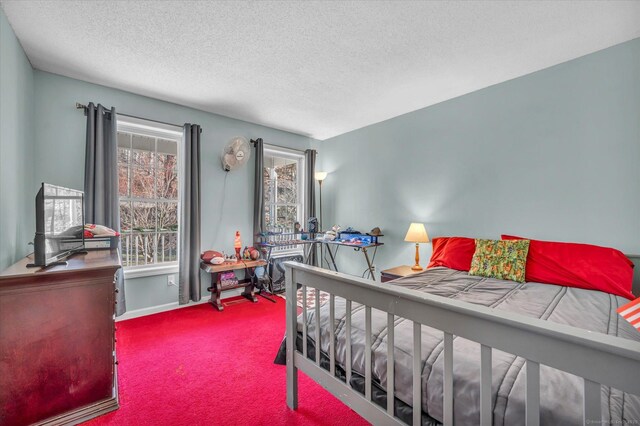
179;124;202;304
252;138;265;246
84;103;126;315
305;149;317;266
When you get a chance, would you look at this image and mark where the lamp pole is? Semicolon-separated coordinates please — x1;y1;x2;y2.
318;179;323;232
314;171;328;268
318;178;323;268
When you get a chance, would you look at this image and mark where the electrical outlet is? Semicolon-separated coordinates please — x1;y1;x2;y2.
167;274;176;287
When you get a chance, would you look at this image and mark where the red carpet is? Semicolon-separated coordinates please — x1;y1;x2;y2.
84;297;369;426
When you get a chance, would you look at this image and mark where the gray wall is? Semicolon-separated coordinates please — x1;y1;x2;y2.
29;71;314;312
315;38;640;279
0;9;35;270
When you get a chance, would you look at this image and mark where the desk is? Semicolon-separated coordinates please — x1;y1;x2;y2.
321;240;382;280
258;238;383;281
200;259;267;311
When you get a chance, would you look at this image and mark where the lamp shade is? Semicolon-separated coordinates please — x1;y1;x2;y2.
314;171;328;181
404;223;429;243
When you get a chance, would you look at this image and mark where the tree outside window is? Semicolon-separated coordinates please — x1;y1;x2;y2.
263;147;305;251
117;125;181;268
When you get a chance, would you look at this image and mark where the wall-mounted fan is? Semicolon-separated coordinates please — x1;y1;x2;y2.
221;136;251;172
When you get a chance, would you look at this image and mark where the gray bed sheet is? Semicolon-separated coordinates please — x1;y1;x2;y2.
300;267;640;425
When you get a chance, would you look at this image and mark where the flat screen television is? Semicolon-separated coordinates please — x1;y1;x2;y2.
31;183;85;267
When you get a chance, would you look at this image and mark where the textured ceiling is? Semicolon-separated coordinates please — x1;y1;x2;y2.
2;1;640;140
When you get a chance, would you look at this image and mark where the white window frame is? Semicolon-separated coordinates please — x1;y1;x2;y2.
117;116;183;278
263;144;306;255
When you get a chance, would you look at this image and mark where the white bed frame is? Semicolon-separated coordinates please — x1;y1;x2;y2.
285;260;640;426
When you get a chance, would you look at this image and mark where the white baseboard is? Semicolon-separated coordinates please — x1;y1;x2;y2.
116;288;244;321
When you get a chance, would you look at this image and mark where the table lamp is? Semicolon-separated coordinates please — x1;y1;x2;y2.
404;223;430;271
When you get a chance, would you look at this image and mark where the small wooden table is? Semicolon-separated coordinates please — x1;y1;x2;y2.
200;259;267;311
380;265;423;283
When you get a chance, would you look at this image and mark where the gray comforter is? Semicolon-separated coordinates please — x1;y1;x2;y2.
300;267;640;425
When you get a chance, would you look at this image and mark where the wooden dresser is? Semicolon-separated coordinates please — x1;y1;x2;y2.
0;250;120;425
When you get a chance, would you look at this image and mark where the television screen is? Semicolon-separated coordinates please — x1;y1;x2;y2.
34;183;85;266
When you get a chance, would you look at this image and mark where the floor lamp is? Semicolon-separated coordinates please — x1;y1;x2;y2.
315;171;328;266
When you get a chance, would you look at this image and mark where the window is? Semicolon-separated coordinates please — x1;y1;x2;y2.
263;146;306;249
117;117;182;270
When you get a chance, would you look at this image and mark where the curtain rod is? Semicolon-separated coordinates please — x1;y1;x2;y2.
75;102;189;131
75;103;313;144
252;139;314;154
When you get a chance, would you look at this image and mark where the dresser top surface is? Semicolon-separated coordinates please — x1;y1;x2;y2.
0;249;121;279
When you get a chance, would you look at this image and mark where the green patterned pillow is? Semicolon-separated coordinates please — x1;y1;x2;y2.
469;239;530;283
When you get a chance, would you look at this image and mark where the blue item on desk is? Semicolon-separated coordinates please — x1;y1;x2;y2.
338;233;375;245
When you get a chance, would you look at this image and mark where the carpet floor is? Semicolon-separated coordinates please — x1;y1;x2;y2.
84;297;369;426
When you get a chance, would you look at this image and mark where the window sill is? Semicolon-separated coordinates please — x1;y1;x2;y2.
124;263;179;279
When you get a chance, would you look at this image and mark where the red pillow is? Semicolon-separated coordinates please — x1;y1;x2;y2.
427;237;476;271
502;235;635;300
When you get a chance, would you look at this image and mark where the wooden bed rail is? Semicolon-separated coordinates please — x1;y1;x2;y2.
284;262;640;426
